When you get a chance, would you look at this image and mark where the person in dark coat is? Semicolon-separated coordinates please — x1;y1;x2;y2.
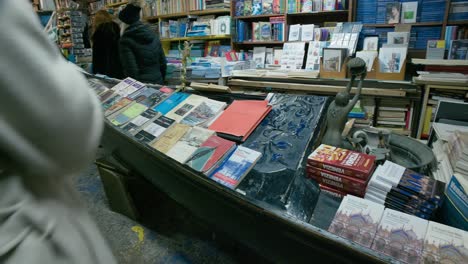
118;3;167;85
91;10;123;79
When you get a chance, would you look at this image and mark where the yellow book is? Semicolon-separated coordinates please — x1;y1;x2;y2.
150;124;191;154
422;105;433;137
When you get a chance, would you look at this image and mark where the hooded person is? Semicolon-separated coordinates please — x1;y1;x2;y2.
118;1;167;84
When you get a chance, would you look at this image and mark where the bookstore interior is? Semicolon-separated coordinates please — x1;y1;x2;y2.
34;0;468;263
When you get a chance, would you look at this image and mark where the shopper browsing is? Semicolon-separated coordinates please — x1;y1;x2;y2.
91;10;124;79
118;1;167;85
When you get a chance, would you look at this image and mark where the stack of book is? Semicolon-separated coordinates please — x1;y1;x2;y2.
307;144;376;198
376;98;412;135
365;160;445;220
328;195;468;263
347;100;373;128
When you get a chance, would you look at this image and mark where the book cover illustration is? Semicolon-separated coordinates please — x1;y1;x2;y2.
386;2;401;24
372;209;428;263
128;87;172;108
134;115;175;144
166;127;215;163
401;1;418;24
153;92;190;115
307;144;376;180
121;109;160;135
273;0;282;14
421;221;468;264
378;46;407;73
210;146;262;189
301;0;313;12
244;0;253;16
235;0;245;16
110;77;136;95
150;124;191;154
237;94;328;205
260;22;272;41
185;135;236;173
109;103;148;126
104;97;133;117
328;195;385;247
165;94;206;122
252;22;261;41
252;0;262;15
180;99;227;127
262;0;273;14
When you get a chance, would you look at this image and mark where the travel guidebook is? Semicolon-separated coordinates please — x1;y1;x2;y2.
185;135;236;174
210;146;262;189
328;195;385;247
166;127;215;163
421;221;468;263
372;209;428;263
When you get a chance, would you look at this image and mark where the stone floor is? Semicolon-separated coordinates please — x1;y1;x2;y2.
74;155;268;264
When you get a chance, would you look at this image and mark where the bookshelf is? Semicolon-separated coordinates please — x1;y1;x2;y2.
161;35;231;42
106;1;128;8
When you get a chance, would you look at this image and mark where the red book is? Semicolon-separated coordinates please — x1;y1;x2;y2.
318;184;346;199
307;144;376;180
208;100;272;142
309;174;365;197
185;135;236;174
306;166;369;191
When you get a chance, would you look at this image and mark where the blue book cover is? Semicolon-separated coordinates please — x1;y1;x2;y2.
153;92;190;115
348;112;366;119
441;174;467;230
210;146;261;189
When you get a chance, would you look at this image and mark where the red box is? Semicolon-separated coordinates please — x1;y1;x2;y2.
307;144;376;180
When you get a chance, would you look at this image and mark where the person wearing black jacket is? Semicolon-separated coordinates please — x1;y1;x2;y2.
91;10;124;79
118;3;167;85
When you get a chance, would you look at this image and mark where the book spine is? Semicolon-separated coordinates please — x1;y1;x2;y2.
307;159;370;180
319;184;346;199
309;174;365;197
306;166;368;189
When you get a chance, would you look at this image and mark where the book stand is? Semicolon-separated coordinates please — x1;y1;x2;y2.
320;57;349;79
375;59;406;81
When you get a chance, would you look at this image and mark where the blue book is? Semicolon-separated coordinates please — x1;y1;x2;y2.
441;174;468;231
153;92;190;115
210;146;262;189
348;112;366;119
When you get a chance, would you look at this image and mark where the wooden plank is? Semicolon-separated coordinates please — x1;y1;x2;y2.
228;79;407;97
412;59;468;66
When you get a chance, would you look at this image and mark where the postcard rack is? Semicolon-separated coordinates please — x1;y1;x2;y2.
375;59;407;81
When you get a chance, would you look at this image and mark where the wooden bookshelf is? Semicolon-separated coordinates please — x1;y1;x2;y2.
286;10;349;17
412;59;468;66
189;8;230;16
235;41;285;45
161;35;231;42
447;20;468;26
363;22;443;28
234;14;286;20
106;1;128;8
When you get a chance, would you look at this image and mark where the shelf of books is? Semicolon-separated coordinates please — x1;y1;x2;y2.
86;73;467;263
161;35;231;42
105;1;128;8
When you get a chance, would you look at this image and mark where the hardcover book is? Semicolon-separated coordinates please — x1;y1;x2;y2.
307;144;376;180
386;2;401;24
150;124;191;154
153;92;190;115
210;146;262;189
244;0;252;16
272;0;282;14
328;195;385;247
259;22;272;41
166;127;215;163
235;0;245;16
262;0;273;14
421;221;468;264
134;115;175;144
252;0;262;15
108;102;148;126
372;209;428;263
208;100;272;142
401;2;418;23
185;135;236;174
307;166;368;195
121;109;160;135
165;94;206;122
180;99;227;127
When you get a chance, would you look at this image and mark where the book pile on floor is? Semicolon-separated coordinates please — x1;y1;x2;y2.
365;160;445;220
89;77;272;189
306;144;376;198
328;195;468;263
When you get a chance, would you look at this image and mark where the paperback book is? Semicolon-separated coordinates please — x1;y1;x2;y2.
165;94;206;122
150;123;191;154
328;195;385;247
108;102;148;126
166;127;215;163
209;146;262;189
307;144;376;180
180;99;227;127
307;166;368;196
104;97;133;117
401;2;418;24
372;209;428;263
185;135;236;174
121;109;160;135
134;115;175;144
128;86;173;108
153;92;190;115
421;221;468;263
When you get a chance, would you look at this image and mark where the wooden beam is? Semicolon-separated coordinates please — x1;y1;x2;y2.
228;79;407;97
